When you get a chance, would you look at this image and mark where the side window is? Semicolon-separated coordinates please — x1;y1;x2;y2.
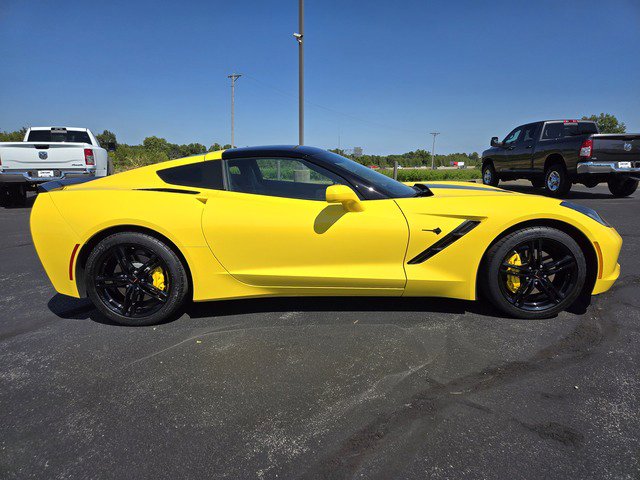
157;161;224;190
225;157;346;201
503;128;522;145
522;124;539;142
542;123;564;140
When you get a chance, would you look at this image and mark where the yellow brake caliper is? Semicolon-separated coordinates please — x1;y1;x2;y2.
506;252;522;293
150;267;166;291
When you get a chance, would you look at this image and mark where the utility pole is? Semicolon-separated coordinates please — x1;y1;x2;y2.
228;73;242;148
294;0;304;145
430;132;440;170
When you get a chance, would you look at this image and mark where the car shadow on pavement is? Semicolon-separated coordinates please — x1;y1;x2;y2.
47;293;514;325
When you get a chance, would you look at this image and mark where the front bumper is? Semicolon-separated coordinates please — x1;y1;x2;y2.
577;161;640;177
0;169;96;184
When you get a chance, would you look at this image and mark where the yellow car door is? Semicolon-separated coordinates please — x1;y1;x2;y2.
201;157;408;292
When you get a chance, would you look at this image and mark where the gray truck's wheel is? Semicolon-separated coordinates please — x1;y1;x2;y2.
544;163;571;197
607;177;638;197
482;162;499;187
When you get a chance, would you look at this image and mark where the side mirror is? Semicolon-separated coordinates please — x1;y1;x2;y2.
326;184;364;212
490;137;503;148
106;142;117;152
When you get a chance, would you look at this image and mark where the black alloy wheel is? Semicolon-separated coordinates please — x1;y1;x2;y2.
482;227;587;319
95;244;169;317
86;233;188;326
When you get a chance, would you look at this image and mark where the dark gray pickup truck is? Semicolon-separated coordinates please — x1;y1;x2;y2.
481;120;640;197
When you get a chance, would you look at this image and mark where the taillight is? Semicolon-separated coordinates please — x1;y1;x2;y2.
579;139;593;158
84;148;95;165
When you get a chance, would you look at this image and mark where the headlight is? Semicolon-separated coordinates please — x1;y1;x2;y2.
560;201;610;227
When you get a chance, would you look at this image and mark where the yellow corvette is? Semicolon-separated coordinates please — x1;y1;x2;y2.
30;146;621;326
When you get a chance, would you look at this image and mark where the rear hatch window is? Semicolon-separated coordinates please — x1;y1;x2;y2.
27;129;92;144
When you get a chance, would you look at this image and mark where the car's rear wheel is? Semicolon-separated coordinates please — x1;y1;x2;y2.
482;162;499;187
86;232;188;326
481;227;586;319
544;163;571;197
607;177;638;197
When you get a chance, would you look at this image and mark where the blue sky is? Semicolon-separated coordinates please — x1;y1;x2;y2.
1;0;639;154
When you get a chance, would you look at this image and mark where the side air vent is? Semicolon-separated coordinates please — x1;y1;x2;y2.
407;220;480;264
136;188;201;195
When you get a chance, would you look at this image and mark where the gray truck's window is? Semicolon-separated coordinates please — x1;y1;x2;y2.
157;161;224;190
522;124;538;142
542;123;564;139
504;128;522;145
27;130;92;144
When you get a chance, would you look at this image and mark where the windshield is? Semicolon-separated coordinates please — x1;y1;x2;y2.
314;151;418;198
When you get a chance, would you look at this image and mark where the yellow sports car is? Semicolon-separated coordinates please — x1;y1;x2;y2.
30;146;621;326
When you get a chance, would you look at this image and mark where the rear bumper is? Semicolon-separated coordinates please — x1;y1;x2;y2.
0;169;96;185
577;161;640;177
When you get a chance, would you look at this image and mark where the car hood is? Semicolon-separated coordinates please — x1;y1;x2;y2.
407;181;517;197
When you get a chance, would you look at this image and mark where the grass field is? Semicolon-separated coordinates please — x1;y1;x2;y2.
379;167;480;182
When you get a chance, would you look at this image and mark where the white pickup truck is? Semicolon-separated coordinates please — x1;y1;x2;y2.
0;126;114;206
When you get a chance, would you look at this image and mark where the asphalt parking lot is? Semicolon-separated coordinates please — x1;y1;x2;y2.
1;180;639;480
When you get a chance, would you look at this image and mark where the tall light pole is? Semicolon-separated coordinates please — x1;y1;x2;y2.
228;73;242;148
294;0;304;145
430;132;440;170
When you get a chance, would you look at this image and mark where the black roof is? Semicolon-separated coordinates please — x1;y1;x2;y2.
221;145;327;159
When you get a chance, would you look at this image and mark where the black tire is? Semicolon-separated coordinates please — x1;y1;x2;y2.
481;227;587;319
6;185;27;207
544;163;571;197
531;178;544;188
607;177;638;197
86;232;189;326
482;162;499;187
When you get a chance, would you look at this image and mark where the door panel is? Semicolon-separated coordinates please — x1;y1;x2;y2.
508;123;539;171
494;126;522;171
201;191;408;289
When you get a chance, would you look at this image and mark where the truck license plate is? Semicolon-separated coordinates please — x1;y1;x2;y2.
38;170;54;178
618;162;632;169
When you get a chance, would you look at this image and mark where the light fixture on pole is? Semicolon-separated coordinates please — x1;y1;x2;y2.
227;73;242;148
430;132;440;170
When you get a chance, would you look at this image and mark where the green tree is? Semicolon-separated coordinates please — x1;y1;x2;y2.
0;127;28;142
96;130;117;147
208;143;223;152
581;113;626;134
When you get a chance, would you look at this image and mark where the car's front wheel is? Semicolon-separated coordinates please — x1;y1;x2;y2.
85;232;189;326
481;227;586;319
